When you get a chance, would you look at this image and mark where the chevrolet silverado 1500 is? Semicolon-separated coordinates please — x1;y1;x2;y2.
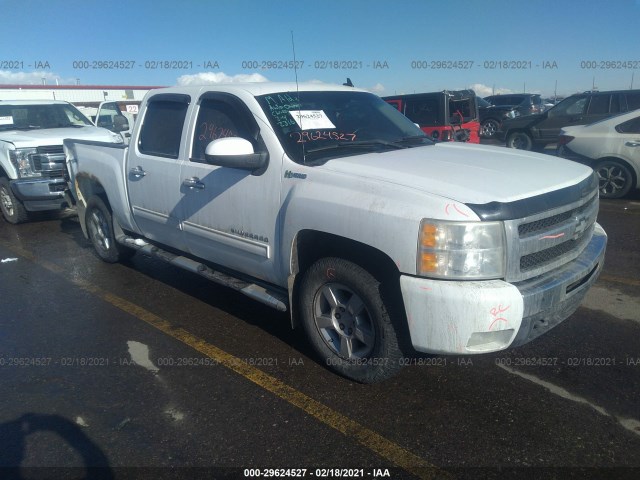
64;83;607;383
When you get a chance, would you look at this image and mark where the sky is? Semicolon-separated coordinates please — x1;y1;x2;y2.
1;0;639;98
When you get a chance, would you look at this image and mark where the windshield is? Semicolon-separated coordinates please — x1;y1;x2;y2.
256;90;431;164
0;103;93;131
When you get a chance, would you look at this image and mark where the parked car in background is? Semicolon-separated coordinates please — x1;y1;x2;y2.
384;89;480;143
477;97;519;139
498;89;640;150
557;109;640;198
0;100;123;223
78;101;136;144
484;93;544;117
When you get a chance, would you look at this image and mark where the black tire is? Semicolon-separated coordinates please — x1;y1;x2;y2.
85;196;134;263
506;131;533;150
298;257;403;383
0;177;29;224
480;119;500;138
595;159;634;199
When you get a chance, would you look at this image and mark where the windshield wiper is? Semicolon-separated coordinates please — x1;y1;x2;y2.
394;135;433;145
305;139;408;155
1;125;42;130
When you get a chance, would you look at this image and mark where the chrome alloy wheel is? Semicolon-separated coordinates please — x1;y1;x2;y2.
312;283;375;359
0;185;14;217
596;162;632;198
87;208;112;253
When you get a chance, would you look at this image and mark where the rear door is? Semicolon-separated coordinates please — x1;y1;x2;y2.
614;114;640;167
126;93;190;250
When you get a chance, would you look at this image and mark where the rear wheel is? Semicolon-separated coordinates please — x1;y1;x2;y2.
595;159;634;199
85;196;134;263
506;131;533;150
0;177;29;224
480;119;500;138
298;257;403;383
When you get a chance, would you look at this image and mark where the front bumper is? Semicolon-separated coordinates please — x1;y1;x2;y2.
400;224;607;354
10;178;68;211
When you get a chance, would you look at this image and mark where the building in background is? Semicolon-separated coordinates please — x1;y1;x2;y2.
0;84;162;107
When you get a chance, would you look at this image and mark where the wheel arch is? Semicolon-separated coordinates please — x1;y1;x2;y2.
288;229;402;329
596;156;639;188
74;173;110;238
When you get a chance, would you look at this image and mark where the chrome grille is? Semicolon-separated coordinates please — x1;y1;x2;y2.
520;226;594;271
30;145;66;178
504;185;600;283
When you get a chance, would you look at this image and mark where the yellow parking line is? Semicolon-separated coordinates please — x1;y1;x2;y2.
0;240;450;480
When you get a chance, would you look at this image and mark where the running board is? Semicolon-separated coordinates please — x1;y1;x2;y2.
119;236;288;312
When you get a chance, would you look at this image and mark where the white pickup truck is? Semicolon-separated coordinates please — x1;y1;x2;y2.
64;83;607;383
0;100;124;223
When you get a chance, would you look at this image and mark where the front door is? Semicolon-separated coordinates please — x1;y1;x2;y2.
179;93;281;283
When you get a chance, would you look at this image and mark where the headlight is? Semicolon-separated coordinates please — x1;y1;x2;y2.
418;219;505;279
9;148;40;178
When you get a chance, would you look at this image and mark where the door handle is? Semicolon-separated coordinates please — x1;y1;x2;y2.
625;141;640;147
129;166;147;177
182;177;205;190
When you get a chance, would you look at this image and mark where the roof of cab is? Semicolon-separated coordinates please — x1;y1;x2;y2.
145;82;367;98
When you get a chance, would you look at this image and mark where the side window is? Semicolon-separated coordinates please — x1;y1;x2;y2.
625;93;640;111
138;100;189;158
610;94;621;114
405;98;440;126
191;99;248;162
553;96;588;116
96;102;123;130
587;95;611;115
616;116;640;134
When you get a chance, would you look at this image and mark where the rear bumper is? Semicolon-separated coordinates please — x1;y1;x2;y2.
400;224;607;354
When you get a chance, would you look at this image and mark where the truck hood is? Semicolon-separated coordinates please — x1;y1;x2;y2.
0;126;120;148
320;142;592;204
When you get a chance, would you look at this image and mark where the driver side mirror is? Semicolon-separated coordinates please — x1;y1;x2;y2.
204;137;268;174
112;115;129;133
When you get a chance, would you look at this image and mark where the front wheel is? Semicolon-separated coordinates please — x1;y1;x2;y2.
298;257;403;383
506;131;533;150
0;177;29;224
85;196;134;263
595;159;634;199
